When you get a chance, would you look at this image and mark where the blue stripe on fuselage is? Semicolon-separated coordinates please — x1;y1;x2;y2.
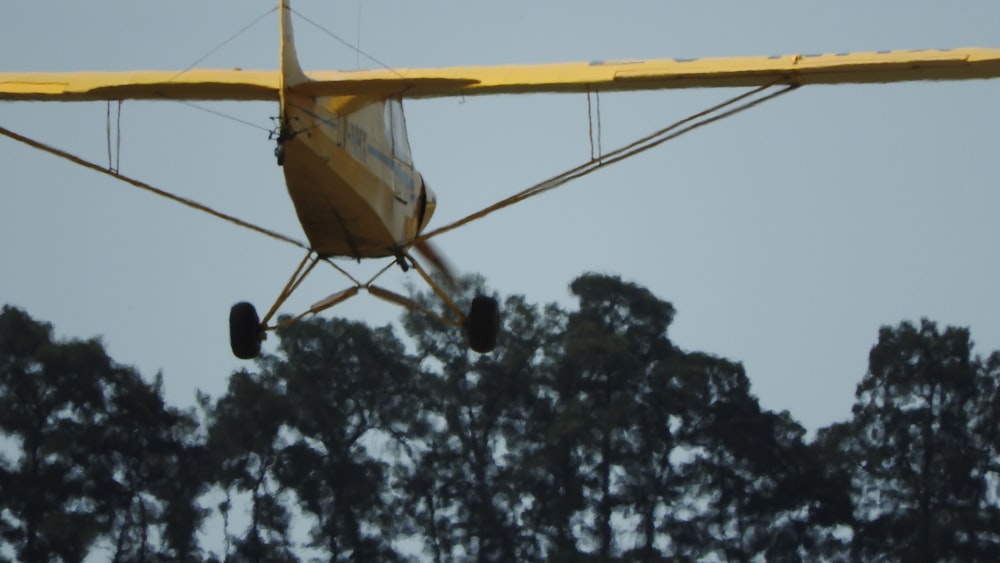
292;105;416;199
367;145;416;199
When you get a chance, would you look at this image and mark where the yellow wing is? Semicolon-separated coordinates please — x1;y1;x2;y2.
0;69;477;101
303;47;1000;98
2;48;1000;102
0;69;280;101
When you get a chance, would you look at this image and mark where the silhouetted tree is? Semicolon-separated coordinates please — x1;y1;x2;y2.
657;353;839;562
827;320;1000;561
399;274;834;560
205;316;422;561
0;306;206;561
272;316;419;561
11;280;1000;560
400;276;556;561
536;274;678;559
96;371;209;562
205;369;298;563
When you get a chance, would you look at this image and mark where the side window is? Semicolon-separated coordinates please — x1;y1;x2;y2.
384;99;412;164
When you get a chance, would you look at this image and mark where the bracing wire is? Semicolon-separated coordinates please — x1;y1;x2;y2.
104;100;124;173
356;0;362;70
167;7;278;83
161;6;278;133
595;89;603;160
173;101;272;133
106;101;115;171
115;100;122;172
290;6;402;76
588;89;603;161
587;87;595;160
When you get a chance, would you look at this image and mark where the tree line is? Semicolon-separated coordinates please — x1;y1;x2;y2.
2;273;999;561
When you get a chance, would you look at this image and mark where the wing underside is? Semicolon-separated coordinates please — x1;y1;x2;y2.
2;48;999;102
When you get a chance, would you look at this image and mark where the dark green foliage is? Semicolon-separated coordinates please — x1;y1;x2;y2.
0;306;206;562
203;316;422;561
204;369;298;562
397;274;846;560
821;320;1000;561
271;317;420;561
3;277;1000;561
399;277;555;561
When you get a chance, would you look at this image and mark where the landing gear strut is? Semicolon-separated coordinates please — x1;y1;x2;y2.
227;251;502;360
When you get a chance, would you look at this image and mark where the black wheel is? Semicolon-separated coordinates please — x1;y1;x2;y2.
466;296;500;353
230;302;262;359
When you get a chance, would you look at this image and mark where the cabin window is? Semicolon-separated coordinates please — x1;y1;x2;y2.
384;99;412;164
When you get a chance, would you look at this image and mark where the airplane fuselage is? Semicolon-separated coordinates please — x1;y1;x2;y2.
279;93;434;259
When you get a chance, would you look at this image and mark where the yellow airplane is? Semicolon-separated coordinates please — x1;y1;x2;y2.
2;0;1000;359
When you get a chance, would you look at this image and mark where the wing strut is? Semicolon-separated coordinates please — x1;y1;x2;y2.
415;81;798;244
0;123;471;344
0;124;308;250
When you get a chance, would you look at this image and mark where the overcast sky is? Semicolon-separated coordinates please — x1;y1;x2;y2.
2;0;999;434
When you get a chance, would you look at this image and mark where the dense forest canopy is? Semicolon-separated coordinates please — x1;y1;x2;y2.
2;273;999;561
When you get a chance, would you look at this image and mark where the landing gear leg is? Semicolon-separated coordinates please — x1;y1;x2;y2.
402;252;501;353
228;251;502;358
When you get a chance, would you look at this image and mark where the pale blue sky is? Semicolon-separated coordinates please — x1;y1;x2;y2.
2;1;999;433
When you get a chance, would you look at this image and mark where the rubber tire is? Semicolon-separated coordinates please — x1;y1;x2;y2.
230;302;262;360
466;296;500;353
